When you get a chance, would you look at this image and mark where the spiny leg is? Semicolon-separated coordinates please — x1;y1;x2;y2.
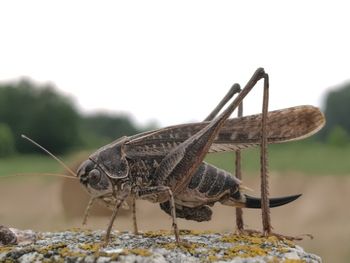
204;83;241;121
159;84;241;220
235;99;245;233
131;197;139;234
149;68;270;243
82;197;96;226
151;68;269;195
167;187;180;243
104;194;129;245
260;73;271;235
151;68;269;242
137;186;180;243
202;83;246;232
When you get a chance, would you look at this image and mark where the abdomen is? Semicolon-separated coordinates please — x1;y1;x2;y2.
174;162;241;207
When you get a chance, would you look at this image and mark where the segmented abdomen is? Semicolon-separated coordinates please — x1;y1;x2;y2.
188;162;240;198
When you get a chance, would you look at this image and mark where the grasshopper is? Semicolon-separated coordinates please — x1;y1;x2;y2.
22;68;325;244
74;68;325;244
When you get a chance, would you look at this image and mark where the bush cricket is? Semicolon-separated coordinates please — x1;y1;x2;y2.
22;68;325;245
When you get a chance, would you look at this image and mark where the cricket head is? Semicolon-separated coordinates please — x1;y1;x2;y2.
77;136;130;197
77;159;114;196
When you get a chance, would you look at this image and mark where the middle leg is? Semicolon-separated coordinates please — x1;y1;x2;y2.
137;186;180;243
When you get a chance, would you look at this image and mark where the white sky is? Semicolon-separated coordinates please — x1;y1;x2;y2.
1;1;350;127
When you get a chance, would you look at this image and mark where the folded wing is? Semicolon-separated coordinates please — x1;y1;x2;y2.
125;105;325;158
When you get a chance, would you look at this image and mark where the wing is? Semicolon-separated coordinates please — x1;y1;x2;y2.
125;105;325;158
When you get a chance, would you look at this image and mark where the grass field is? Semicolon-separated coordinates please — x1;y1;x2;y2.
1;141;349;177
207;141;350;176
0;153;79;178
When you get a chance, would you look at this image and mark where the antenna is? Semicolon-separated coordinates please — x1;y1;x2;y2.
2;173;77;179
21;134;77;178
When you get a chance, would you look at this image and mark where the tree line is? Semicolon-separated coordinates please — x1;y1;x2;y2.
319;81;350;147
0;79;143;156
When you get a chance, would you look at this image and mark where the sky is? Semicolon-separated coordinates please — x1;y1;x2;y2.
1;1;350;127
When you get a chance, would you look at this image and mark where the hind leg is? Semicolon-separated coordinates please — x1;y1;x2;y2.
136;186;180;243
158;84;241;222
235;100;245;233
151;68;269;193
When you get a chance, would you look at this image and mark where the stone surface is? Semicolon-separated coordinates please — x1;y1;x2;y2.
0;228;322;262
0;225;17;246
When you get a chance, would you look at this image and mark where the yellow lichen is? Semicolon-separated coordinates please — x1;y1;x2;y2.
160;241;203;255
127;248;152;257
183;242;203;255
283;260;305;263
223;244;268;259
109;253;121;261
277;247;290;254
143;230;171;238
78;243;100;252
208;255;219;262
220;233;295;247
97;251;120;259
36;242;67;255
220;233;267;244
177;229;215;236
161;243;178;250
220;234;240;243
59;247;85;258
0;246;13;253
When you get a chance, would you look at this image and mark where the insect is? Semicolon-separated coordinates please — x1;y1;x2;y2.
74;68;325;244
22;68;325;245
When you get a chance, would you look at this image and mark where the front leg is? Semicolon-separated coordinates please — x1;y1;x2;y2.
82;197;96;226
131;197;139;234
104;189;131;245
103;197;128;245
137;186;180;243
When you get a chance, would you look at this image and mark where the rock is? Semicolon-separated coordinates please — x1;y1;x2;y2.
9;228;37;245
0;225;17;245
0;229;322;262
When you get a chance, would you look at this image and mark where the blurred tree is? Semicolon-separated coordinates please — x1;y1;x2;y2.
0;79;80;154
80;113;139;148
320;82;350;144
326;126;349;147
0;78;148;153
0;123;15;157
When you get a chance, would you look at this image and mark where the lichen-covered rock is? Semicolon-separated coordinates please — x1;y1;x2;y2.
0;228;321;263
0;225;17;245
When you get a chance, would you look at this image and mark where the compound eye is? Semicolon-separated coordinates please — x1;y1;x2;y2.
88;169;101;185
77;159;94;178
